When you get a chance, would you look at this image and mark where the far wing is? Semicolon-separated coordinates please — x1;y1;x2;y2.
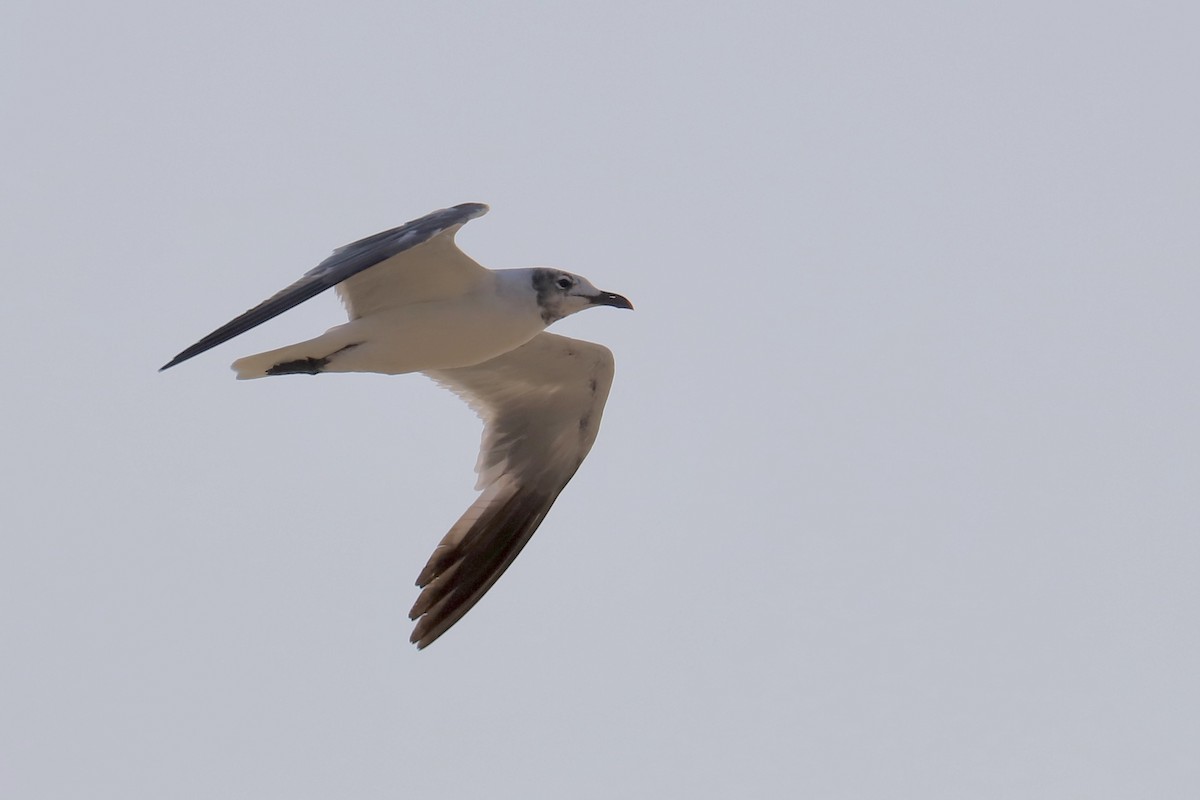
159;202;489;370
412;333;618;648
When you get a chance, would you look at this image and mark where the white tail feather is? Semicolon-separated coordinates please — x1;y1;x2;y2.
231;348;293;379
230;328;353;379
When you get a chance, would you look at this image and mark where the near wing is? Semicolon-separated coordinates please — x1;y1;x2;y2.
411;333;617;648
159;202;490;370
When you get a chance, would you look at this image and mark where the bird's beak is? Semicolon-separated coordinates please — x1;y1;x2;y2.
589;291;634;310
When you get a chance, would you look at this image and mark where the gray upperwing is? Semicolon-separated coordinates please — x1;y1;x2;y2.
159;202;489;371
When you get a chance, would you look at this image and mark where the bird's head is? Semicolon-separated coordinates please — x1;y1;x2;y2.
531;268;634;324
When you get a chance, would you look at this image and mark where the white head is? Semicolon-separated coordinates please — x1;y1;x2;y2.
527;268;634;324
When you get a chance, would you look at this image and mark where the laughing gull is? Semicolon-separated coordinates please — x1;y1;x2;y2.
161;203;632;648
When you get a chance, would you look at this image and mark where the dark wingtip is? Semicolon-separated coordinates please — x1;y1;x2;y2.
453;202;490;219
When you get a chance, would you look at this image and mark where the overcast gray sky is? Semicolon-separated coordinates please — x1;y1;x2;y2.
3;1;1198;797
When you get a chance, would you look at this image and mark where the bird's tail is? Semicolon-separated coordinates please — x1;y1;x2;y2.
231;328;359;379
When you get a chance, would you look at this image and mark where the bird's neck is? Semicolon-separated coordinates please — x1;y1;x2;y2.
490;268;550;324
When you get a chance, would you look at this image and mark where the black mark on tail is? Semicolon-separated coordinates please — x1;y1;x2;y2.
265;343;362;376
266;356;328;376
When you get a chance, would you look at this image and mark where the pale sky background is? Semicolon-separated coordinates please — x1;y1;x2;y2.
2;2;1198;797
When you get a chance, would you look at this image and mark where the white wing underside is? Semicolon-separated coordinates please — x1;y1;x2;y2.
410;332;617;648
334;226;489;318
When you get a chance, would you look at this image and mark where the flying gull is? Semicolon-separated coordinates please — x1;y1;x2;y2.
161;203;633;648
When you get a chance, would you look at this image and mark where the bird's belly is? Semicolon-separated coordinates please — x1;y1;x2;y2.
327;300;545;375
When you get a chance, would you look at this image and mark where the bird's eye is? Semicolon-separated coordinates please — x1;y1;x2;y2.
555;276;573;290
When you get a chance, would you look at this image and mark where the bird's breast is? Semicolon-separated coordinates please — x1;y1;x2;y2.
331;293;546;375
